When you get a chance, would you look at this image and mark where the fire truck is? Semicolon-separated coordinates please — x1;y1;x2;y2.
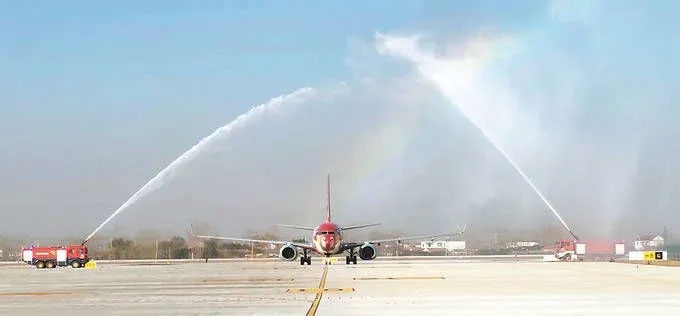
22;245;89;269
554;239;626;261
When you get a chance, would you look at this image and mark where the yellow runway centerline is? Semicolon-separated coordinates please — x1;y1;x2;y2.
305;266;328;316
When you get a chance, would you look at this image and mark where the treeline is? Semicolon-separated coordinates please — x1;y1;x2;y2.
102;236;193;260
91;234;278;260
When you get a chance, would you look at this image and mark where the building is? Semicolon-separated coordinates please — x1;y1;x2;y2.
419;240;466;252
634;235;664;251
505;241;540;249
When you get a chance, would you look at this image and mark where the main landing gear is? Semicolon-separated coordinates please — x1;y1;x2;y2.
346;249;357;265
300;249;311;265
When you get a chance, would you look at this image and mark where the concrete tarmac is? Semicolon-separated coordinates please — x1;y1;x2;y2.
2;258;680;315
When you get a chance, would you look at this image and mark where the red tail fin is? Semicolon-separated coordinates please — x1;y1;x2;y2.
325;174;331;222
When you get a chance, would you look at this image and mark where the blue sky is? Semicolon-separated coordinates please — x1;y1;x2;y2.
0;1;544;113
0;1;548;168
0;0;547;197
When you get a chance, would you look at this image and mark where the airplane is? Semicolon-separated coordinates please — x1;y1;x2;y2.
191;175;466;265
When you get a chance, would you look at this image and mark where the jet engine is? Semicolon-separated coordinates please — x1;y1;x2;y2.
359;243;377;260
279;244;298;261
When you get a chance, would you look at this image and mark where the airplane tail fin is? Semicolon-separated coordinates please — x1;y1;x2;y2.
189;223;197;237
325;174;331;222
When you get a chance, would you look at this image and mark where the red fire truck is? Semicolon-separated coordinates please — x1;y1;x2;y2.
554;239;626;261
22;245;89;268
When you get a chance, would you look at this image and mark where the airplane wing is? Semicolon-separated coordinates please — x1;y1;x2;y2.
276;224;315;231
369;231;463;244
344;224;467;248
190;229;314;250
341;223;381;230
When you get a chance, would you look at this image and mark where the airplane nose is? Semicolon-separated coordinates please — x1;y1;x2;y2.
322;236;334;250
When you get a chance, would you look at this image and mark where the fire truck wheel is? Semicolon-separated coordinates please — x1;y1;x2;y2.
46;261;55;268
36;261;45;269
71;261;81;268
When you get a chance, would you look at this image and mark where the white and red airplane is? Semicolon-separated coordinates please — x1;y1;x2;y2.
192;176;466;265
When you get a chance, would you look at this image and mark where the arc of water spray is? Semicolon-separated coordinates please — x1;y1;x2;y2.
82;87;315;244
376;34;578;240
460;114;579;240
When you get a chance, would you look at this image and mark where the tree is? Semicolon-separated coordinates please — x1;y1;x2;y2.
168;236;189;259
110;238;135;259
202;239;219;261
158;240;171;259
111;238;133;248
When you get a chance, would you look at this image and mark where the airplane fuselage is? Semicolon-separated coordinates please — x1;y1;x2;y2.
312;222;343;256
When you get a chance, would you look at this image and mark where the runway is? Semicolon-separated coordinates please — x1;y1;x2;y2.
2;258;680;315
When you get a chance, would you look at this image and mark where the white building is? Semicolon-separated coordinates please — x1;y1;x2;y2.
634;235;664;251
505;241;540;249
420;241;466;252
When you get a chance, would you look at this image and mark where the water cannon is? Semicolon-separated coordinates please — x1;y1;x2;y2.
568;230;579;242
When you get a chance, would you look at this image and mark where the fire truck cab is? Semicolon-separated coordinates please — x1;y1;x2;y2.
555;240;580;261
22;245;89;269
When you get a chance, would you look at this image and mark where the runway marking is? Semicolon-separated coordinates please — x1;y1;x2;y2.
353;276;445;280
305;266;328;316
321;257;339;264
0;292;72;296
287;288;354;293
121;263;172;266
202;277;294;283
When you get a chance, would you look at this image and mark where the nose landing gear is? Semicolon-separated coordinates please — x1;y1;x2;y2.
300;249;311;265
